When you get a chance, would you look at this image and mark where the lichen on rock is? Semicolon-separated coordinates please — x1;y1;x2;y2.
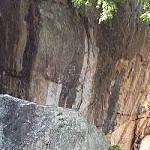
0;94;110;150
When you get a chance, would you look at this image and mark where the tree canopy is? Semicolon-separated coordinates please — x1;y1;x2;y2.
72;0;150;24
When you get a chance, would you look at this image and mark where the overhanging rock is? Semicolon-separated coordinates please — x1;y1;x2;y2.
0;95;110;150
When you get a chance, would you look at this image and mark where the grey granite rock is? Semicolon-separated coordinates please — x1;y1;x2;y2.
0;94;109;150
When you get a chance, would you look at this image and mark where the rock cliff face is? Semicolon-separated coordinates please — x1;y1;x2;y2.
0;95;110;150
0;0;150;149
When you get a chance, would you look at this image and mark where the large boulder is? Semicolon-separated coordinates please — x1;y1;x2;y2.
0;95;109;150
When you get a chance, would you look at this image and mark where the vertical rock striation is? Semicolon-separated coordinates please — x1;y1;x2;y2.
0;0;150;149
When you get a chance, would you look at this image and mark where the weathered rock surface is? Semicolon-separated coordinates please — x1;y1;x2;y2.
140;135;150;150
0;95;110;150
0;0;150;149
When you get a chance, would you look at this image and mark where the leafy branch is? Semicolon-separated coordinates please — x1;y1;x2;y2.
140;0;150;24
72;0;150;24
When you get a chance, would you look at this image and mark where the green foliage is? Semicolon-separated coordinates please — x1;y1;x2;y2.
72;0;87;13
140;0;150;24
97;1;116;22
97;0;120;22
72;0;150;24
72;0;119;22
109;145;121;150
140;11;150;24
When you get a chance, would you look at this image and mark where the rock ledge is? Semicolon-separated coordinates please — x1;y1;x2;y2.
0;95;109;150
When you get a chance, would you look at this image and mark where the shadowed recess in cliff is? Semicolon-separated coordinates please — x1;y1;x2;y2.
21;0;41;99
103;72;124;134
58;50;83;108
